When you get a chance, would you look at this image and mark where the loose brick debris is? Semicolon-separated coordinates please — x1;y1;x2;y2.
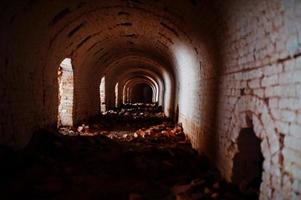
101;103;166;128
0;105;259;200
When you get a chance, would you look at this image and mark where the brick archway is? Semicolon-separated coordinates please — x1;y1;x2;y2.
220;95;281;199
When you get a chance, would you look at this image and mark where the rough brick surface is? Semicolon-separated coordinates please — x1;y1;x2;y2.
216;0;301;199
0;0;300;199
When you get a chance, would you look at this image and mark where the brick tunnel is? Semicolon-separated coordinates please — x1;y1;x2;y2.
0;0;301;199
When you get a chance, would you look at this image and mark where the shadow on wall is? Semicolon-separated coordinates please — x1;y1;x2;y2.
232;127;264;193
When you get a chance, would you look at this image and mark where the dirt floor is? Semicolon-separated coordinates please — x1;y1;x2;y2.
0;104;259;200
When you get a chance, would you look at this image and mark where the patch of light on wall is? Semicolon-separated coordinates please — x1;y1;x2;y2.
162;70;172;117
60;58;72;71
172;43;200;119
58;58;73;127
100;76;106;112
115;82;119;107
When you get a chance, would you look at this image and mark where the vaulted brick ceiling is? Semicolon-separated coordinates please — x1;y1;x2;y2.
2;0;218;73
1;0;220;147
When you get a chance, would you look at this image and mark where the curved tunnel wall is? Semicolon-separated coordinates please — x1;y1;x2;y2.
101;55;173;115
117;69;164;106
1;1;301;199
105;66;163;109
123;77;157;104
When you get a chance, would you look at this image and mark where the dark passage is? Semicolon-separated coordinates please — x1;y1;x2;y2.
131;83;153;103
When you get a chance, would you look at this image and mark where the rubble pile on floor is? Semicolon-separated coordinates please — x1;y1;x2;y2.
58;103;168;136
102;103;166;121
0;122;259;200
59;122;184;140
0;104;259;199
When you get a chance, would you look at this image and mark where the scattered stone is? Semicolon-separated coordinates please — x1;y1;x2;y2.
0;103;260;199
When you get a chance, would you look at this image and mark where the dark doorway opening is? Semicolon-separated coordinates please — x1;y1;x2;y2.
131;83;153;103
232;127;263;196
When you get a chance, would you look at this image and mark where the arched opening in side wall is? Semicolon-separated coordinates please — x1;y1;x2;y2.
57;58;74;127
99;76;106;113
131;83;153;103
232;127;264;195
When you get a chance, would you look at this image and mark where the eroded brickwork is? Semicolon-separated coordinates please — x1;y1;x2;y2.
216;0;301;199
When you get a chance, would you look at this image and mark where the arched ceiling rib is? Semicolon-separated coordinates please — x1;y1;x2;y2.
123;76;158;102
103;55;171;79
45;0;214;76
49;6;185;59
4;0;220;80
